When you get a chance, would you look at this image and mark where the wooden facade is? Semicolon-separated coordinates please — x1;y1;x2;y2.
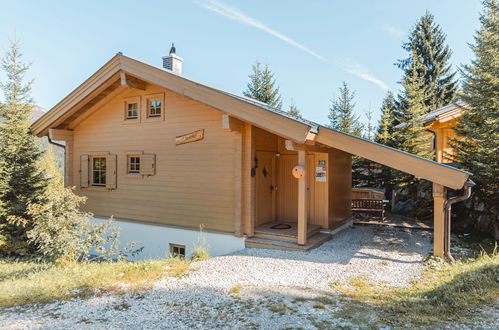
34;54;472;255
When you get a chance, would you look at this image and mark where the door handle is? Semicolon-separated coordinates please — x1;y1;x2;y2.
270;185;274;192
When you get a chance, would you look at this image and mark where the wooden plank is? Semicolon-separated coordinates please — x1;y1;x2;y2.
297;150;307;245
433;183;446;258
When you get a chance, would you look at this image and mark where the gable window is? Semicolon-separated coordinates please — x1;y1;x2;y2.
124;96;141;123
127;102;139;119
170;244;186;258
128;155;140;174
91;157;106;186
148;99;162;117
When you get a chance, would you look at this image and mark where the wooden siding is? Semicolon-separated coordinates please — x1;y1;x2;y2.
329;149;352;228
71;85;238;232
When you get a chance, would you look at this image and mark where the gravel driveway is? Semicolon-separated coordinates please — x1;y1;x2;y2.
1;226;435;329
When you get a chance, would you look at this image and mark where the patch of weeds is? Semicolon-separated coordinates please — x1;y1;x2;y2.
229;284;244;295
268;300;288;315
332;252;499;327
307;316;330;330
313;303;325;310
0;257;191;307
113;302;131;311
379;261;389;266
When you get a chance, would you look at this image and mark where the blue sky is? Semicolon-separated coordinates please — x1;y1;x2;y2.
0;0;482;128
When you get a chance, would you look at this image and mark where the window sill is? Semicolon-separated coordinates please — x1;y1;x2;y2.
123;118;141;125
83;186;113;192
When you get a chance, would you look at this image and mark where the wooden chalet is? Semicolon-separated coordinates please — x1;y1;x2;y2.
32;47;472;259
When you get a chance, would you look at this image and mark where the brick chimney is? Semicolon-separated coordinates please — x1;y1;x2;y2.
162;43;183;74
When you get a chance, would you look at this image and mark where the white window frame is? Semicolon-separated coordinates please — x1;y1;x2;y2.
127;155;141;174
90;156;107;187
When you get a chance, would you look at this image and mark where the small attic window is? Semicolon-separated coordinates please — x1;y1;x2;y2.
148;99;162;117
127;102;139;119
124;96;140;122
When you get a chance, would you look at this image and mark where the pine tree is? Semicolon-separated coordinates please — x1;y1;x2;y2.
243;61;282;109
393;48;435;216
375;91;398;147
353;105;378;187
328;82;363;136
288;102;302;118
374;92;399;200
395;49;434;160
397;11;458;110
451;0;498;236
0;39;46;256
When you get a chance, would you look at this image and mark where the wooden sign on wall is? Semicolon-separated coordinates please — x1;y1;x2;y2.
175;129;205;145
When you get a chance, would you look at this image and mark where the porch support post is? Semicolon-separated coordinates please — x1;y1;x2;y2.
432;182;446;258
297;150;307;245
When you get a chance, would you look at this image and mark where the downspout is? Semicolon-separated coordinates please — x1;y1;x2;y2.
443;179;475;263
47;137;66;186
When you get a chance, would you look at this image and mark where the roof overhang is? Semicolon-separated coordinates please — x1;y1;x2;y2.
32;53;471;190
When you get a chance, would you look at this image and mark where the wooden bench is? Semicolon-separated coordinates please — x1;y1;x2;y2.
352;198;388;220
351;188;387;220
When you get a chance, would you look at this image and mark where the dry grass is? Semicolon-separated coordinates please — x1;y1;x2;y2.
0;257;191;307
330;252;499;326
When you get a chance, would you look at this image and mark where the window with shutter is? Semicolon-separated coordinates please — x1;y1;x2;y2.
80;155;89;188
105;154;117;189
140;153;156;176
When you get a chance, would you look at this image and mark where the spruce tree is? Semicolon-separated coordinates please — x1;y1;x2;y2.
397;11;458;110
243;61;282;109
395;49;434;160
375;91;398;147
0;39;46;255
451;0;498;235
374;91;399;200
393;48;435;215
328;82;363;136
353;105;378;187
288;102;302;118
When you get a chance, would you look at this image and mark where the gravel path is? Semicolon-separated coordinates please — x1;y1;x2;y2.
0;226;468;329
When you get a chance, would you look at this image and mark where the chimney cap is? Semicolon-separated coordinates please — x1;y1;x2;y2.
169;43;176;55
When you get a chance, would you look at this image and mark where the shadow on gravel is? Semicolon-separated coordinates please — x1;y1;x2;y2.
231;226;432;265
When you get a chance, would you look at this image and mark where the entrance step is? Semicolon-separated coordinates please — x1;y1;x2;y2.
254;222;321;242
245;233;331;251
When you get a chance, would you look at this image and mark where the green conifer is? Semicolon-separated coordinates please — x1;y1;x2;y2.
0;39;46;256
398;11;458;110
243;62;282;109
328;82;363;136
451;0;498;235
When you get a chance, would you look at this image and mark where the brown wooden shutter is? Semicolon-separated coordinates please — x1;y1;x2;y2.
80;155;89;188
105;154;117;189
140;153;156;176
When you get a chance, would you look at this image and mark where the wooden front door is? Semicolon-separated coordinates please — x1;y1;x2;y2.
255;151;276;225
277;154;314;222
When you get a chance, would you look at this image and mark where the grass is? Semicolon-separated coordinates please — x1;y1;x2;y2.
330;250;499;326
229;284;244;295
0;257;191;308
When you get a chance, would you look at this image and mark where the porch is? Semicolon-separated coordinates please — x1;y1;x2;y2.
245;222;332;251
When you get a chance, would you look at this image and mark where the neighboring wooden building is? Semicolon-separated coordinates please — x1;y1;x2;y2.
32;49;472;259
424;101;467;164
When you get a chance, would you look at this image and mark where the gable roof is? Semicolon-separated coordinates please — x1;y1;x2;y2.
31;53;471;189
423;101;467;124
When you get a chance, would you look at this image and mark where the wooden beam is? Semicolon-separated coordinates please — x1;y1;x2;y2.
285;140;331;153
297;150;307;245
121;71;147;90
48;128;73;141
243;123;255;237
433;182;446;258
222;114;243;132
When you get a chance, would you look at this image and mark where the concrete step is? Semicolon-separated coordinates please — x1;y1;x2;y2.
245;233;331;251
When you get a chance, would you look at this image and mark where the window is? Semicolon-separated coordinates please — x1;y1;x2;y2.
170;244;185;258
148;99;162;117
124;96;141;123
91;157;106;186
128;155;140;174
126;102;139;119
